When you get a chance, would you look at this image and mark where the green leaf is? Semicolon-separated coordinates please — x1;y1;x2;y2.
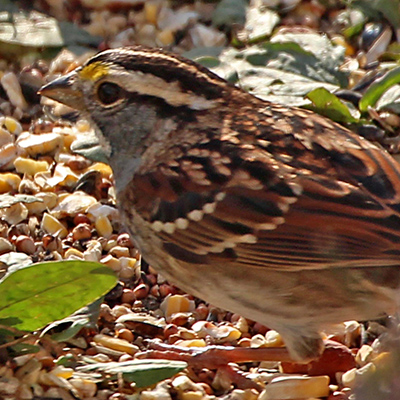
184;46;224;70
269;31;347;86
211;40;342;106
0;10;101;59
0;261;117;331
9;342;40;356
352;0;400;30
0;194;42;209
359;66;400;112
0;1;19;12
42;297;103;342
78;360;187;388
211;29;347;106
58;21;102;48
375;84;400;113
305;87;358;123
184;46;224;61
45;314;90;342
341;8;365;39
382;43;400;61
212;0;248;27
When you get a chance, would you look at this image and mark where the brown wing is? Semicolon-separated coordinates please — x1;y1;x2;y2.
126;101;400;270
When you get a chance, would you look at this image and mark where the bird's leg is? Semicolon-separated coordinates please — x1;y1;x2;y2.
136;341;296;390
136;340;294;369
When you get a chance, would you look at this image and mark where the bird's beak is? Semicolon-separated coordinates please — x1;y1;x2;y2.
38;70;85;111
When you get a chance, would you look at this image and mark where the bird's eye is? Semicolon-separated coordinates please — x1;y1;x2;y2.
97;82;123;105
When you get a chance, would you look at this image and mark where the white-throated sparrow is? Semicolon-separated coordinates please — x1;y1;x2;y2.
40;46;400;362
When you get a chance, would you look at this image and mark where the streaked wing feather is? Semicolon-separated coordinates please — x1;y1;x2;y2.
128;103;400;270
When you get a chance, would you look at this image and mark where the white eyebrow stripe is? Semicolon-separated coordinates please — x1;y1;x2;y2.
106;68;218;110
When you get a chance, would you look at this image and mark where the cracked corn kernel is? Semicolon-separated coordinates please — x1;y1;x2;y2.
93;334;139;355
50;366;73;379
47;164;79;188
141;382;173;400
180;392;204;400
88;162;113;179
119;256;138;269
175;339;207;348
157;30;175;45
265;330;285;347
160;295;195;317
250;334;267;348
342;363;377;389
356;345;374;367
17;132;63;156
101;254;121;272
0;237;13;254
69;378;97;398
119;266;137;279
1;116;22;135
172;376;206;395
14;157;50;175
259;375;330;400
109;246;130;258
192;321;241;342
144;1;160;24
0;127;13;147
95;215;113;238
51;192;97;218
83;240;102;261
26;192;58;215
75;119;91;133
0;143;19;170
41;213;68;238
1;202;28;225
64;248;84;259
0;173;21;193
341;367;356;388
1;72;27;110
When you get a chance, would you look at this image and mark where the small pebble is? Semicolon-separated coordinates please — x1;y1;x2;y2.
72;223;92;241
133;283;149;299
121;289;135;304
15;235;36;255
116;328;134;342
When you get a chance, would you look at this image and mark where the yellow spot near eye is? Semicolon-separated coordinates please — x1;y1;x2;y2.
79;62;109;81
